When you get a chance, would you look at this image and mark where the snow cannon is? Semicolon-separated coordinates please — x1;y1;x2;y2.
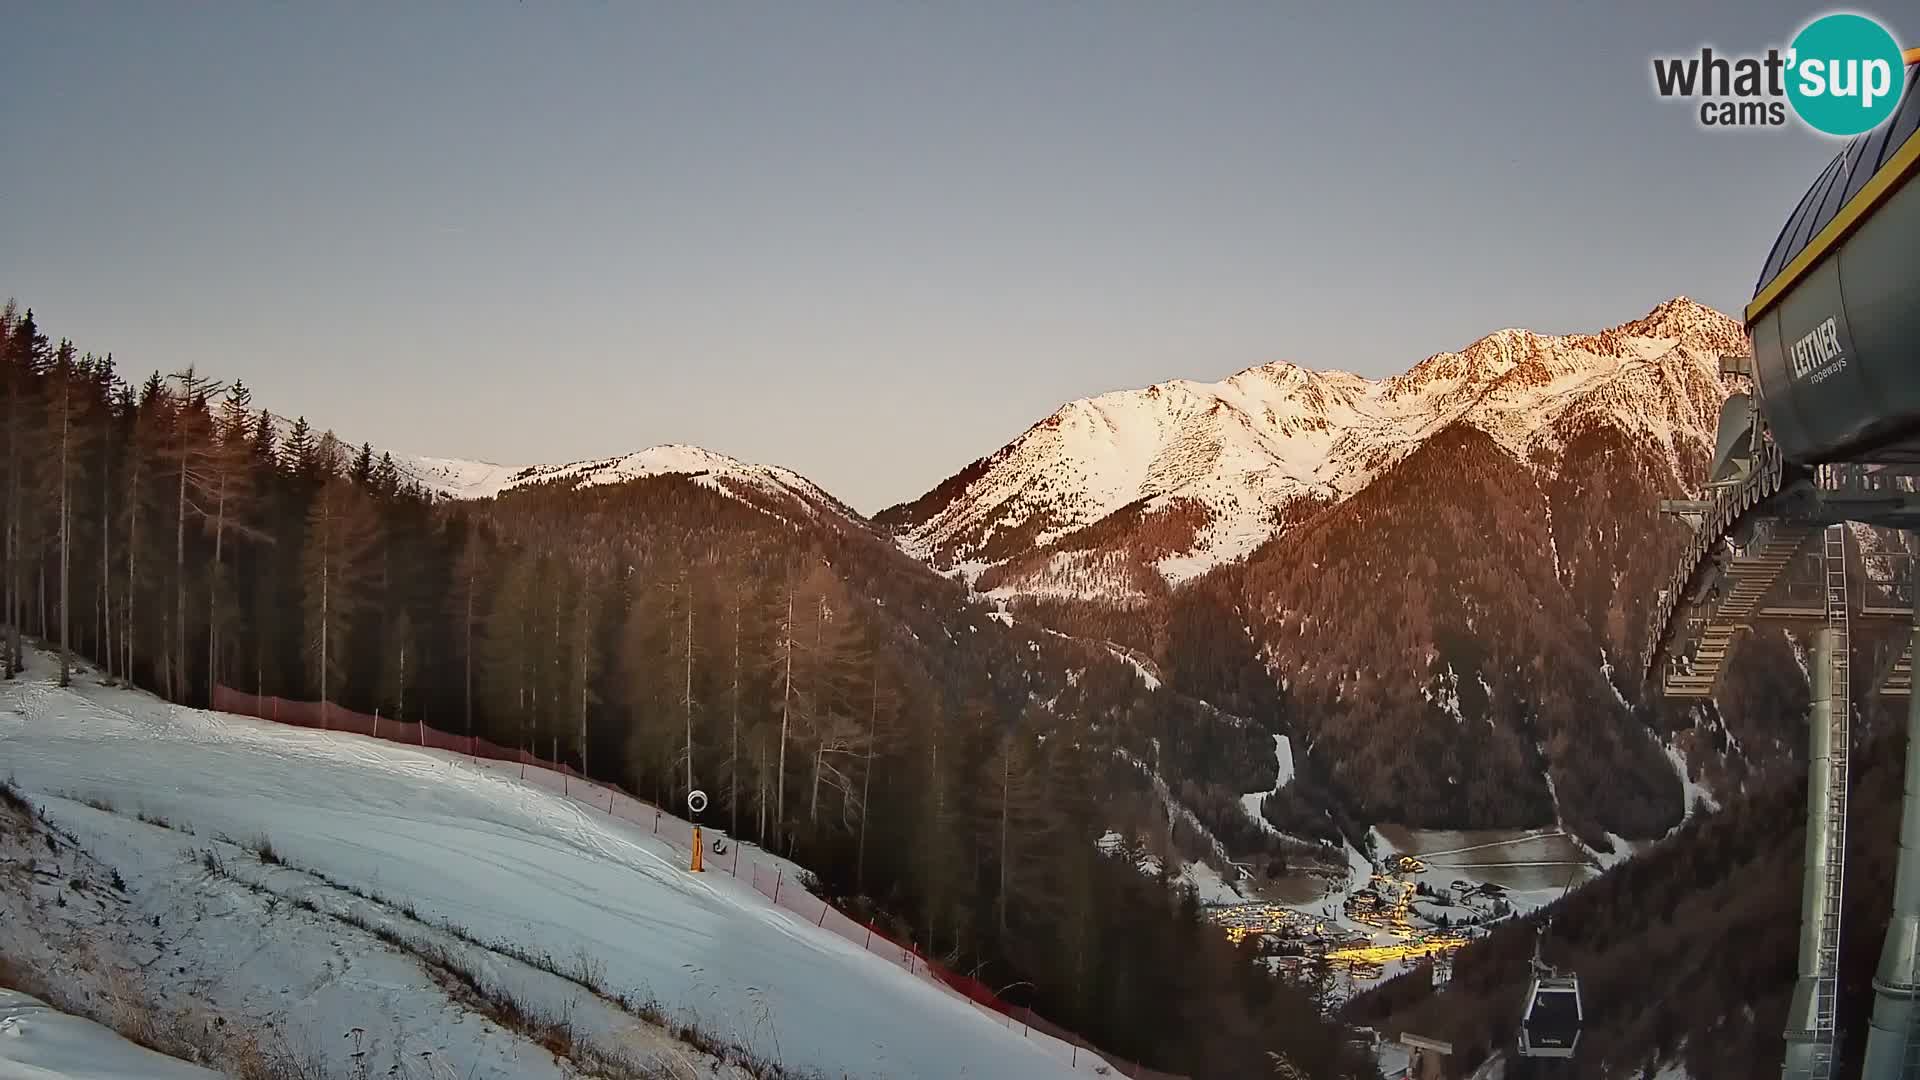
687;789;707;873
1747;63;1920;465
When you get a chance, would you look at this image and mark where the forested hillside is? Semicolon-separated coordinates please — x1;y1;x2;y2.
1347;697;1914;1079
912;300;1813;848
0;302;1372;1080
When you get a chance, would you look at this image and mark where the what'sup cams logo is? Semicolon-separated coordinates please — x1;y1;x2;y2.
1652;12;1911;135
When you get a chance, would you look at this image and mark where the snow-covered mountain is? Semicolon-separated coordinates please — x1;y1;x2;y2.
399;443;859;523
271;415;860;531
879;297;1746;603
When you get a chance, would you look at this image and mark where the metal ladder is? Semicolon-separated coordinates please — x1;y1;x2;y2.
1812;522;1854;1080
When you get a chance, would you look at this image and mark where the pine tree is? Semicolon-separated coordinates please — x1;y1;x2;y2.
803;569;862;829
164;366;221;702
378;607;414;722
621;567;680;799
301;435;379;719
47;340;83;686
774;575;798;844
482;547;539;751
202;381;258;694
856;651;900;893
449;526;487;739
2;309;50;677
282;416;317;482
124;372;172;687
987;728;1047;940
566;562;600;774
678;570;697;802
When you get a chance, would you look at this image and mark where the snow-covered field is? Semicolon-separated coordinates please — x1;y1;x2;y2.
0;989;221;1079
0;651;1111;1080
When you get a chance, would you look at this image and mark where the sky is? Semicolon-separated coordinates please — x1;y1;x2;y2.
3;3;1901;512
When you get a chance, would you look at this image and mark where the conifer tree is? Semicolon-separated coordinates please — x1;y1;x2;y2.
301;435;379;719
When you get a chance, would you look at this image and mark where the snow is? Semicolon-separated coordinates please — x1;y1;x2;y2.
1270;734;1296;787
895;298;1741;600
1374;1041;1411;1078
0;653;1114;1080
1666;740;1721;818
263;414;857;529
1344;836;1374;887
1177;859;1244;906
0;990;222;1079
394;455;525;500
1237;735;1293;835
413;444;853;520
1103;643;1162;690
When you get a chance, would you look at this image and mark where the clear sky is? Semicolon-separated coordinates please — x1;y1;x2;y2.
3;3;1899;511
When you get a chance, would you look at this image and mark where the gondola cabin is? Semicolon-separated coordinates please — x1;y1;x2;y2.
1517;974;1583;1059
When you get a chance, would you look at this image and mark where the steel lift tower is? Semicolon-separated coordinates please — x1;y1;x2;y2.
1647;64;1920;1080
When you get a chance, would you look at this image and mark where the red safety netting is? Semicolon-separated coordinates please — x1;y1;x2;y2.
209;685;1184;1079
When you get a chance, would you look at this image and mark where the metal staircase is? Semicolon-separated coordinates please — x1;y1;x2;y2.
1884;643;1914;698
1811;523;1854;1080
1662;520;1819;698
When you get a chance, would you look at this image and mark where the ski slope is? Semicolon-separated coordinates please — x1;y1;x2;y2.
0;989;221;1079
0;654;1111;1080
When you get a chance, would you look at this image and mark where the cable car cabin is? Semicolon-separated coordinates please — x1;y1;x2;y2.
1748;63;1920;465
1517;975;1583;1059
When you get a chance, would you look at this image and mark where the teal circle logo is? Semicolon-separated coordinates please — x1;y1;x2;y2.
1786;14;1907;136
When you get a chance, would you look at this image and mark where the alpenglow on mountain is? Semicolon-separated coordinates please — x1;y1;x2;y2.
876;297;1748;605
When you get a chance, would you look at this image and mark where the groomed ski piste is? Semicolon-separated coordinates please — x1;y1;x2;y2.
0;648;1122;1080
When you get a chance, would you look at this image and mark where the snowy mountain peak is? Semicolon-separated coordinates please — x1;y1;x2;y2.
259;412;855;529
886;298;1742;602
1614;295;1748;356
400;442;857;525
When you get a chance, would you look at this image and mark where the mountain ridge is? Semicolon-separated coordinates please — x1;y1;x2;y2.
879;295;1744;604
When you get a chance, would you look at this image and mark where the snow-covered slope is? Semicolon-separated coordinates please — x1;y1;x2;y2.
882;297;1744;599
0;990;221;1079
0;654;1108;1080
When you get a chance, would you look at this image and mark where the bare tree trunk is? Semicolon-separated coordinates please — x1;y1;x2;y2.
683;576;694;800
999;744;1010;937
775;585;793;841
319;528;329;729
126;488;136;684
578;594;590;776
3;374;14;682
757;733;769;841
730;586;741;839
810;743;821;825
857;662;877;892
57;375;70;687
174;431;187;703
464;570;474;738
807;594;825;825
207;467;225;695
99;436;109;680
